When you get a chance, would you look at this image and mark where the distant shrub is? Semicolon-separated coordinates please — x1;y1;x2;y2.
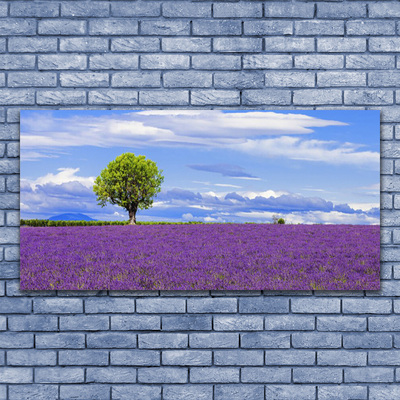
272;214;286;224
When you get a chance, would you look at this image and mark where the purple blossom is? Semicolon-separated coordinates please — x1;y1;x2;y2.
20;224;380;291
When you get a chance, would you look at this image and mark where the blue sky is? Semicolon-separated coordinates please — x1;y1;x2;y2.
20;110;380;224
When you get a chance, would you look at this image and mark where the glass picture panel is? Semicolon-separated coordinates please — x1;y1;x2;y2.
20;110;380;290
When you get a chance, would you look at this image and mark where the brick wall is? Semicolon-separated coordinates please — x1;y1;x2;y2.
1;1;399;399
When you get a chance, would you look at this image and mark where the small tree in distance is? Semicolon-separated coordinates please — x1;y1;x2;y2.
272;214;285;224
93;153;164;225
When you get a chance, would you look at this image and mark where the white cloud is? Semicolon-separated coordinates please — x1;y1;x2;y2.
26;168;95;190
181;212;224;223
193;181;210;185
202;191;219;198
20;166;379;225
21;110;379;169
154;187;379;225
22;111;363;168
203;216;225;223
20;181;125;221
295;211;379;225
235;210;379;225
21;114;173;150
231;176;262;181
235;210;277;220
348;202;380;211
239;189;288;199
152;201;168;208
357;183;380;196
135;110;348;135
20;202;30;211
233;136;379;168
21;168;99;218
214;183;242;189
21;151;60;162
302;188;330;193
361;183;380;191
182;213;194;220
188;205;214;211
21;168;379;224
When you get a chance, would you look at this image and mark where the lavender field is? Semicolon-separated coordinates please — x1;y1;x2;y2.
20;224;380;291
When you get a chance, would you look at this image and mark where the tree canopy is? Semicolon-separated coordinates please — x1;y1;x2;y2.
93;152;164;225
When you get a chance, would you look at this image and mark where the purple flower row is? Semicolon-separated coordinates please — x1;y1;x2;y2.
20;224;380;291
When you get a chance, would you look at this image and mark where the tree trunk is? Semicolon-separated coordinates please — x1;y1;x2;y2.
128;209;136;225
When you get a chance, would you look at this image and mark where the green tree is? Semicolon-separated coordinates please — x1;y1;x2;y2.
93;153;164;225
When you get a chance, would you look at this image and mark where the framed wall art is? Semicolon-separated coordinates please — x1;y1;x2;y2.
20;110;380;290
